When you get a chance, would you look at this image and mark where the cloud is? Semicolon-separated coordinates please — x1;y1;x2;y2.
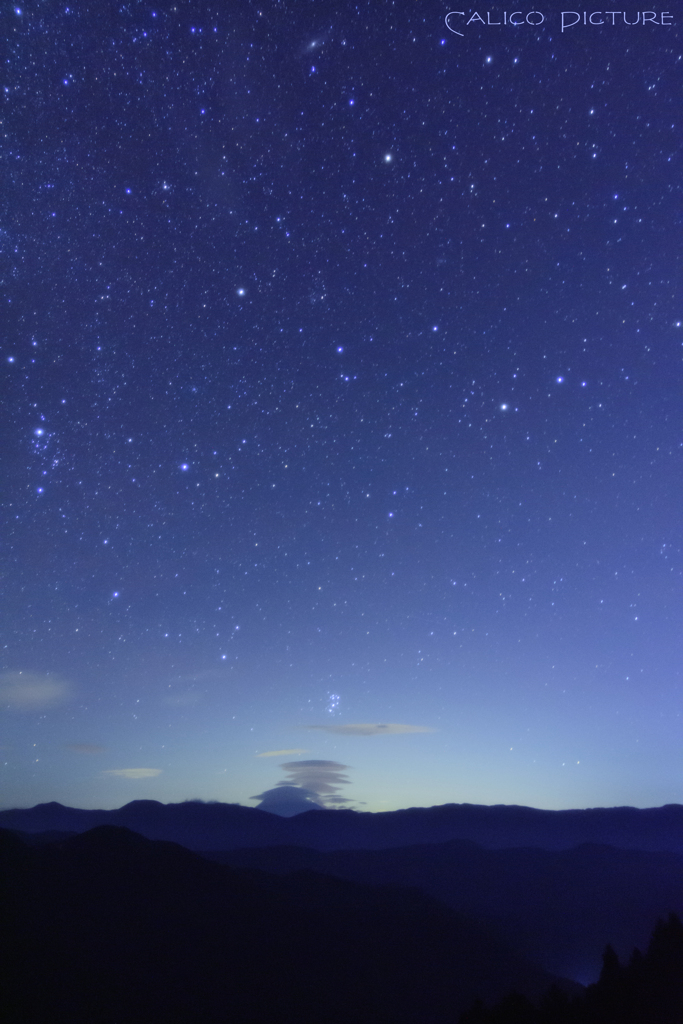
249;785;324;817
66;743;105;754
250;759;354;816
103;768;162;779
0;671;70;709
279;759;352;794
306;722;436;736
257;748;309;757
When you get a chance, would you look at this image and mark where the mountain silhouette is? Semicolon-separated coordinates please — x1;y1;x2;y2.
2;798;683;852
205;838;683;983
0;825;571;1024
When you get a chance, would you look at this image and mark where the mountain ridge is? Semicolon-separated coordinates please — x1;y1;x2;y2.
203;836;683;983
0;823;572;1023
2;798;683;852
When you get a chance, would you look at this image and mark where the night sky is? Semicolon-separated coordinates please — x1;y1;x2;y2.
2;1;681;814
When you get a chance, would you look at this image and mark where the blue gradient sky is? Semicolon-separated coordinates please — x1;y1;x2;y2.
2;1;680;812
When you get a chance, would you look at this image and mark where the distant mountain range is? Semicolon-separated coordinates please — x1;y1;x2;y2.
4;801;683;1019
2;798;683;852
205;839;683;983
0;824;571;1024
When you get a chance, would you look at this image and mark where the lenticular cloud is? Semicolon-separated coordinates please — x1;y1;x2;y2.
251;759;353;816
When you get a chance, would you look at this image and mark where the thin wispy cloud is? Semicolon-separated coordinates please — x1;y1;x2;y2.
103;768;162;779
0;671;70;709
307;722;435;736
257;748;309;757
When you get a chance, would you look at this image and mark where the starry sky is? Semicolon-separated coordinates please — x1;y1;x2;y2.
2;1;681;814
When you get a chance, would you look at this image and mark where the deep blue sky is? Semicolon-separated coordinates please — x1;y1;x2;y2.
2;1;681;813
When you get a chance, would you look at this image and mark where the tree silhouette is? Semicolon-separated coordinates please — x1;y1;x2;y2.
459;913;683;1024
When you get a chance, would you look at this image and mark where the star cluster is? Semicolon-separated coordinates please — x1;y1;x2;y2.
1;1;681;812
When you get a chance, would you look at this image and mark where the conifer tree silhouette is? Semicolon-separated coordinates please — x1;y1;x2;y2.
459;913;683;1024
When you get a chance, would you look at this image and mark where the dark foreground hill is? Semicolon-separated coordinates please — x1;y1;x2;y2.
2;798;683;852
205;839;683;983
0;825;570;1024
